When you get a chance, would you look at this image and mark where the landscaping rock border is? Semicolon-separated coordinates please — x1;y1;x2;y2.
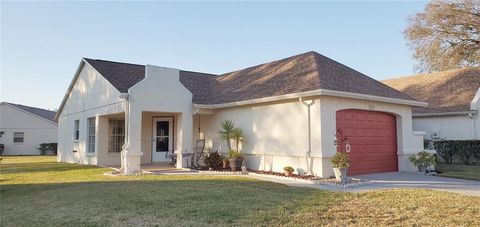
197;169;374;188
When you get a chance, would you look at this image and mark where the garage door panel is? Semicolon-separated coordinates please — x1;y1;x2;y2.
336;109;398;175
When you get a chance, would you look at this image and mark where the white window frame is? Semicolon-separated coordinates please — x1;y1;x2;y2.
108;119;125;153
87;117;96;155
13;132;24;143
74;120;80;141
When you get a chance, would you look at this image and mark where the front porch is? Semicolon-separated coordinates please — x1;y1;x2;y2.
95;110;195;174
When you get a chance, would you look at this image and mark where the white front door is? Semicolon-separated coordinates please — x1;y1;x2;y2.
152;117;173;162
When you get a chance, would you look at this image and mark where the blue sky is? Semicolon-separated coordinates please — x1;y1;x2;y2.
1;1;427;110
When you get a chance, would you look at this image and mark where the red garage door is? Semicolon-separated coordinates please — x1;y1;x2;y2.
336;109;398;175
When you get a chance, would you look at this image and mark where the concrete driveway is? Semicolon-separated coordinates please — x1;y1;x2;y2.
350;172;480;196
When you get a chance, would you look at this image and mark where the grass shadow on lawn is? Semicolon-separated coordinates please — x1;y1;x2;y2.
0;162;98;174
0;178;345;227
2;156;480;226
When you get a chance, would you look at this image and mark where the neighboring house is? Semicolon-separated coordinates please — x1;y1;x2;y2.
383;68;480;141
56;51;426;177
0;102;58;155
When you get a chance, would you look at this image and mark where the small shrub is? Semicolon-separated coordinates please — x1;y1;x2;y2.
434;140;480;165
408;151;436;167
330;152;349;169
474;146;480;161
38;143;50;155
283;166;294;173
48;143;58;155
204;151;222;170
0;144;4;156
434;141;455;164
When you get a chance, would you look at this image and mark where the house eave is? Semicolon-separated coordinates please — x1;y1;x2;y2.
194;89;427;109
413;110;477;117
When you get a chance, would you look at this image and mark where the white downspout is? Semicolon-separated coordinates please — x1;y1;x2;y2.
468;113;477;139
300;97;315;175
119;93;129;173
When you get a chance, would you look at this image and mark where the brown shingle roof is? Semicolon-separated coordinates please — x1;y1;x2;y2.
382;68;480;114
84;58;145;93
84;51;417;106
180;51;416;104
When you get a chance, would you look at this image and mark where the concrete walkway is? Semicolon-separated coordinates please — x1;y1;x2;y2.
248;172;480;196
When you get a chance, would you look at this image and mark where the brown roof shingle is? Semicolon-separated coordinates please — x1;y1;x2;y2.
84;51;417;106
382;68;480;114
84;58;145;93
180;51;416;104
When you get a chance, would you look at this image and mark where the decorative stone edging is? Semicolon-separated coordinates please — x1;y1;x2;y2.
103;167;373;188
196;170;374;188
313;177;374;188
247;172;317;184
197;170;247;175
103;166;152;176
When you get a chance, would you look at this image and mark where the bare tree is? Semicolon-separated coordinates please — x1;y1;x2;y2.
404;0;480;72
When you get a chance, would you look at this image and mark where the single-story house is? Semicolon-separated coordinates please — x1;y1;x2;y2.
56;51;426;177
0;102;58;155
383;68;480;141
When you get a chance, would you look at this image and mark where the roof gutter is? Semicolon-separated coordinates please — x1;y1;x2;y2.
194;89;427;109
413;110;477;117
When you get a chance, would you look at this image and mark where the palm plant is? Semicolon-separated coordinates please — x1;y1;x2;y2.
231;127;246;152
218;120;235;151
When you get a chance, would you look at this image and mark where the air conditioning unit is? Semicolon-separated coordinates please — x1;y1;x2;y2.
431;131;441;140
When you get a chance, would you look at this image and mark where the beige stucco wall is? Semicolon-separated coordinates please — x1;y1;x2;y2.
197;96;422;177
413;114;479;140
195;98;321;175
56;62;125;165
128;65;194;168
0;103;58;155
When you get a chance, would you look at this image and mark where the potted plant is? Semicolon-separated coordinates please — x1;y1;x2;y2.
228;150;243;171
219;121;247;171
330;152;349;184
218;120;235;151
283;166;294;176
408;151;436;173
222;155;230;169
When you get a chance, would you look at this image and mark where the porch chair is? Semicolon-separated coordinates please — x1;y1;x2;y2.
170;139;206;168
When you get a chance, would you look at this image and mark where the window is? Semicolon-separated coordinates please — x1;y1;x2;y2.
108;119;125;153
13;132;24;143
74;120;80;141
87;117;96;154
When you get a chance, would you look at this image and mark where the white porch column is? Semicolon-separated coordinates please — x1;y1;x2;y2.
176;113;193;168
120;94;142;175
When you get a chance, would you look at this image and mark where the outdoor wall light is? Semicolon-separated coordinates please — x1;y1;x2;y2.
345;141;351;153
334;128;351;153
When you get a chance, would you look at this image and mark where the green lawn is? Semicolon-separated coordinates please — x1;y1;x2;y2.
436;163;480;181
1;156;479;226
